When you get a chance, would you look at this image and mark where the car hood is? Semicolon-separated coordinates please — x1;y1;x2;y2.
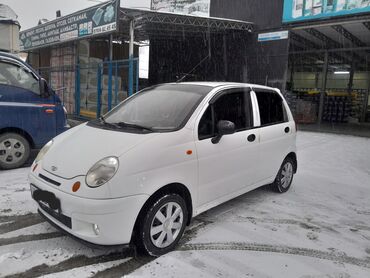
42;124;158;179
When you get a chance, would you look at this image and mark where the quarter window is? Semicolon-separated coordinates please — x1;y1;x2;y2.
198;90;252;140
0;61;40;95
256;91;286;126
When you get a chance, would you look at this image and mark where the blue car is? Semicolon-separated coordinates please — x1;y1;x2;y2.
0;52;69;170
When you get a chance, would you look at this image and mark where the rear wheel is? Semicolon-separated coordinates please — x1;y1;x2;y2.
0;133;30;170
136;194;188;257
272;157;295;193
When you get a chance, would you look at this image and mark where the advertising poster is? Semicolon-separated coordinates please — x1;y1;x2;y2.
19;0;119;51
283;0;370;23
151;0;210;17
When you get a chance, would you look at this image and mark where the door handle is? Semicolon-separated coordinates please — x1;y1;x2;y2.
285;127;290;133
247;134;256;142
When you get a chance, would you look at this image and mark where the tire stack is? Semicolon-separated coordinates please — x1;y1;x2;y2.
350;90;366;120
322;96;351;123
282;91;298;116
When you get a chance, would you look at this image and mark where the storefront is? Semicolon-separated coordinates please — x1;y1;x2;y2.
19;0;253;119
20;0;370;126
19;0;140;118
211;0;370;125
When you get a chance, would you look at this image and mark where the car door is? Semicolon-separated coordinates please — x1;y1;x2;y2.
253;89;294;181
195;88;260;207
0;57;57;147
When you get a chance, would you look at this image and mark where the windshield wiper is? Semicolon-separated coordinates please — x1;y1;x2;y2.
114;122;154;132
100;116;107;124
99;116;119;128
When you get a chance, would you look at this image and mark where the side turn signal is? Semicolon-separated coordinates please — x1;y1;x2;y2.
72;182;81;192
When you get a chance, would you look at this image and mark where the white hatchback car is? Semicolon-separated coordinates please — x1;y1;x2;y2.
29;82;297;256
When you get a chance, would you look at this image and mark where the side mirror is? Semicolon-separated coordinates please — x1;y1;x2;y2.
211;120;236;144
39;78;50;98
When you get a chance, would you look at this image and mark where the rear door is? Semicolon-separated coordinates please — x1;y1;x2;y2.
0;57;57;147
195;88;260;207
253;89;294;181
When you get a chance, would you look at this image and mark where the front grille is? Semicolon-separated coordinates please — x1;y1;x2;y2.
39;174;61;186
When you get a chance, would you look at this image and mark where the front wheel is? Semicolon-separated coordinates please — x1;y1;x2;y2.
136;194;188;257
0;133;30;170
272;158;295;193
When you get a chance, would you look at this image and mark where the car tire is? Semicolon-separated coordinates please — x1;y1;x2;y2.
271;157;295;193
136;194;188;257
0;133;31;170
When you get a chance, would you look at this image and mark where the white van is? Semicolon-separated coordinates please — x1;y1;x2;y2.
29;82;297;256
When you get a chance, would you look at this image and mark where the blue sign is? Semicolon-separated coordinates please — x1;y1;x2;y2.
258;31;289;42
283;0;370;23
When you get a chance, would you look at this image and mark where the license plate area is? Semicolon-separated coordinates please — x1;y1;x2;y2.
31;184;72;229
31;184;61;213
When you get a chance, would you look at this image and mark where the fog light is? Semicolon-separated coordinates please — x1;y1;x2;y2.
93;224;100;235
32;164;38;172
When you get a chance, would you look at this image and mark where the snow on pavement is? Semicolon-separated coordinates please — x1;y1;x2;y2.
41;258;130;278
126;250;370;278
128;131;370;277
0;131;370;277
0;168;37;216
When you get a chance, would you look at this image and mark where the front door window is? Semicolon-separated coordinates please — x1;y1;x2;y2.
0;61;40;95
198;90;252;140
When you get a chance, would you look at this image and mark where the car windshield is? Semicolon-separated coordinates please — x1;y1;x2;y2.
103;84;211;132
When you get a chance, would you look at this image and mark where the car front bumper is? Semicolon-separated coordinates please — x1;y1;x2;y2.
29;172;149;246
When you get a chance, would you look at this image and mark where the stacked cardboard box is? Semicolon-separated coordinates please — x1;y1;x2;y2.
49;45;76;114
79;40;103;116
79;40;127;117
283;91;298;116
294;99;318;124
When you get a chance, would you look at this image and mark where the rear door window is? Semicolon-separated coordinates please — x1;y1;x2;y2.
255;90;287;126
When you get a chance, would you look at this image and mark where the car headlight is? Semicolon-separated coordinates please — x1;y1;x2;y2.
86;157;119;188
34;140;53;164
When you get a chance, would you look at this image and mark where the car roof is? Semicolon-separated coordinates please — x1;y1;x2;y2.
0;51;21;61
170;81;279;92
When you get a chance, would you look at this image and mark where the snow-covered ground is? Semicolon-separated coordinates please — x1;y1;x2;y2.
0;131;369;277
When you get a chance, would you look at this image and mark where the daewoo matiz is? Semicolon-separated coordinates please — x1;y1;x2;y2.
29;82;297;256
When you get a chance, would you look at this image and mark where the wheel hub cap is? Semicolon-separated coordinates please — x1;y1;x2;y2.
281;162;293;189
0;138;25;165
150;202;184;248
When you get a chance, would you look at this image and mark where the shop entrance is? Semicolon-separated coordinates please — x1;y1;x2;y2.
287;20;370;125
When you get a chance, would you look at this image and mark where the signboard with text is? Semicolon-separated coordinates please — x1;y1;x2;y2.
151;0;210;17
283;0;370;23
19;0;119;51
258;31;289;42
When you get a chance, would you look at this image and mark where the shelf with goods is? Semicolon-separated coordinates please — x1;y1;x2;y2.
324;89;367;123
285;88;369;123
323;94;351;123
